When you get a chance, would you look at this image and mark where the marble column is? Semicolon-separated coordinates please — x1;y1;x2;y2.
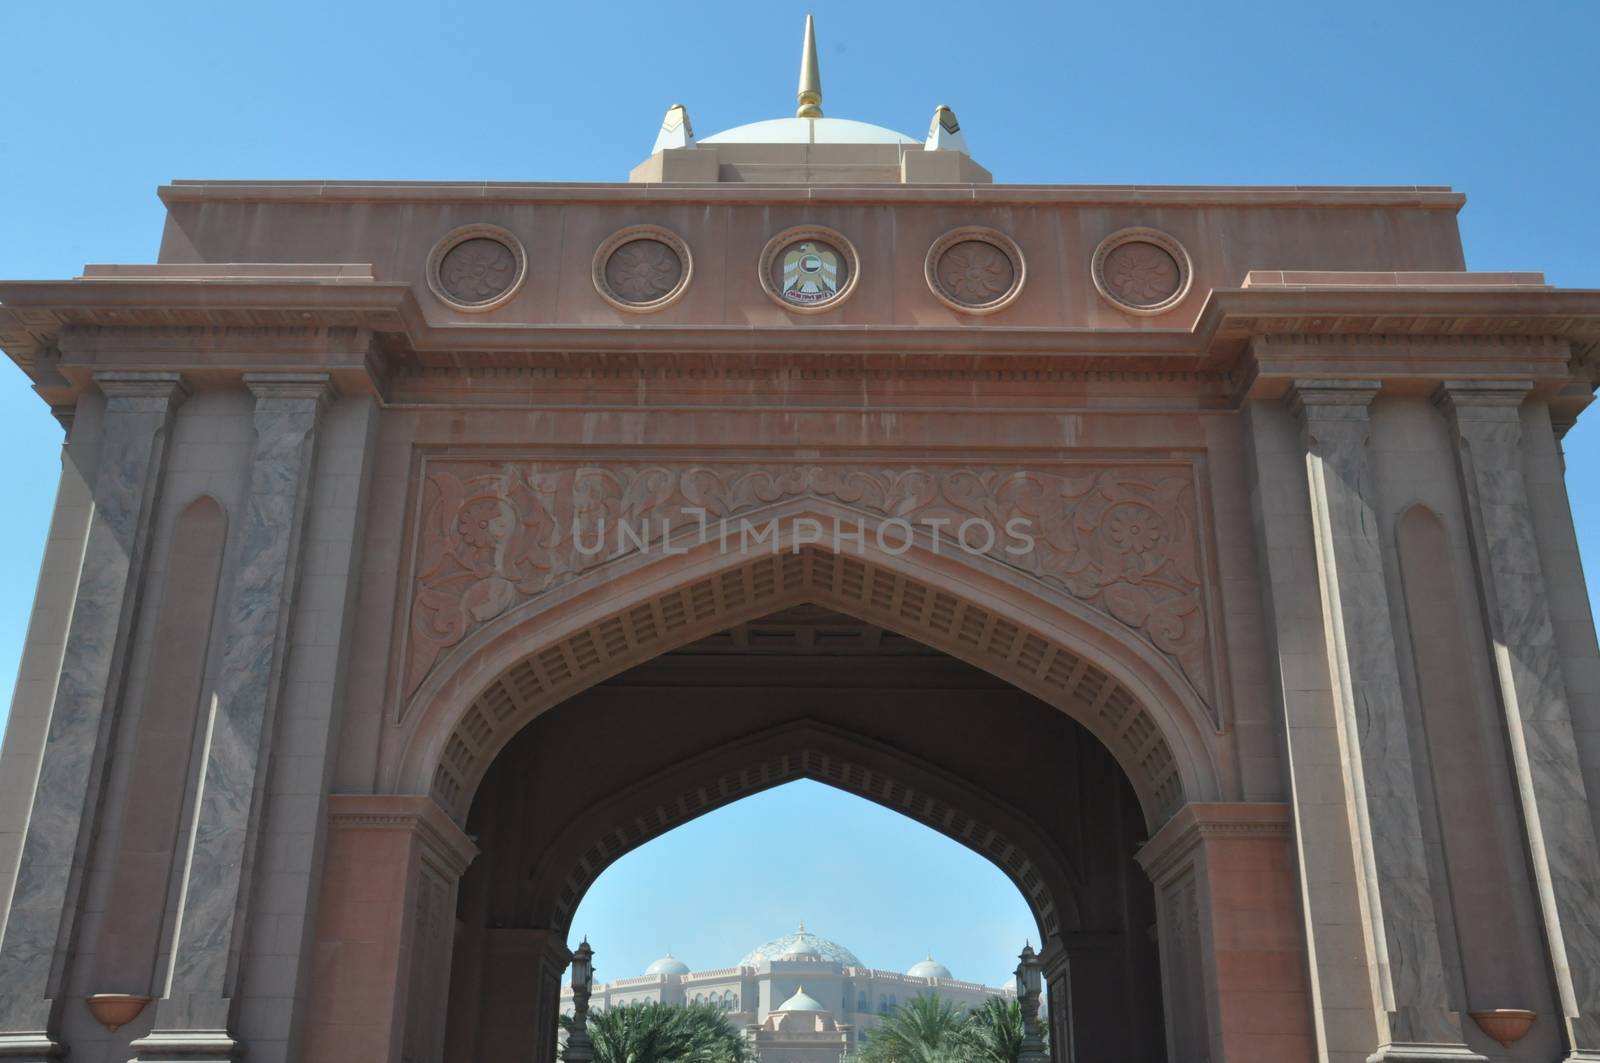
0;372;186;1059
1290;380;1481;1061
1436;380;1600;1058
132;375;331;1061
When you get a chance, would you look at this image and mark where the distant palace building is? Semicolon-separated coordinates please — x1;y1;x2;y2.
561;925;1012;1059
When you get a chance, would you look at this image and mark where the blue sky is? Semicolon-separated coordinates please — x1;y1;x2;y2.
1;0;1597;989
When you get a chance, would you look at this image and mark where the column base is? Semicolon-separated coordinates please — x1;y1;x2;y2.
1368;1044;1487;1063
0;1033;66;1060
128;1030;243;1062
1562;1054;1600;1061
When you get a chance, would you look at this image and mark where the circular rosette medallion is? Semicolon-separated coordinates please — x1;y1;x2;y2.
759;226;860;314
426;224;528;312
925;227;1026;314
592;226;693;313
1091;227;1193;316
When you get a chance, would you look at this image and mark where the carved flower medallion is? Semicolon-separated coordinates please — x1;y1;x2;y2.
426;224;528;312
1104;502;1164;556
457;497;514;548
592;226;693;312
441;240;515;301
1091;227;1193;315
942;244;1011;300
925;228;1026;314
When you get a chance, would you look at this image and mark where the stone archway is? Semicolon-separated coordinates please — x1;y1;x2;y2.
306;516;1304;1063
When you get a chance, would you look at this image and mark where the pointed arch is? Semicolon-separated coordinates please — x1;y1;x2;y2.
526;720;1082;939
391;506;1222;830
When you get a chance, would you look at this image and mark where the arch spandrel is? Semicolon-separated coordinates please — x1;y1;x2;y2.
398;458;1225;719
392;508;1224;830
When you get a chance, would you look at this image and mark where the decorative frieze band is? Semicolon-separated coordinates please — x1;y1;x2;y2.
401;459;1222;723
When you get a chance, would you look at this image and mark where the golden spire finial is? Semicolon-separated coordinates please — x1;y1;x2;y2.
796;14;823;119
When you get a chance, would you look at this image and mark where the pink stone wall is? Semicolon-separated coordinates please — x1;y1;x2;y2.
155;187;1466;334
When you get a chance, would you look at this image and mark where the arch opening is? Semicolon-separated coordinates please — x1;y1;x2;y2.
438;600;1173;1063
556;778;1041;1056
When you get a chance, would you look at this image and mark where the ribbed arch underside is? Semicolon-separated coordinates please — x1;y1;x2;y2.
551;737;1066;938
431;548;1184;823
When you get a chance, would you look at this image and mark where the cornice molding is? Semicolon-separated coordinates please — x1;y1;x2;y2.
156;180;1468;210
4;277;1597;410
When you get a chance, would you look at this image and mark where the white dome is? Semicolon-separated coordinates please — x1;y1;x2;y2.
907;955;953;980
700;117;916;146
777;987;828;1013
644;953;691;976
741;924;862;968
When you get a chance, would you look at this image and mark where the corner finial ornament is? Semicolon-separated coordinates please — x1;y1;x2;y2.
796;15;823;118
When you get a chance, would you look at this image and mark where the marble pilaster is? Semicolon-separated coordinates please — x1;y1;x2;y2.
1436;380;1600;1059
0;373;186;1058
1290;380;1481;1061
132;375;332;1062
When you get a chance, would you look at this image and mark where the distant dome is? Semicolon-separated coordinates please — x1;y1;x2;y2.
700;117;916;146
741;924;862;968
907;955;954;980
644;953;691;976
777;987;828;1013
778;942;822;961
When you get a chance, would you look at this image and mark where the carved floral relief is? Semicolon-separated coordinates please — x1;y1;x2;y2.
1091;227;1193;316
402;461;1217;715
439;239;518;304
1102;242;1180;307
426;224;528;313
937;241;1015;304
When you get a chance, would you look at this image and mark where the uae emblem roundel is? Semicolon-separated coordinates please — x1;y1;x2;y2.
759;226;859;313
781;241;840;306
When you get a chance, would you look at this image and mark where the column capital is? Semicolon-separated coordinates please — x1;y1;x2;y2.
1432;379;1534;419
1285;378;1381;420
327;794;479;879
1135;802;1293;885
242;371;336;406
93;369;189;406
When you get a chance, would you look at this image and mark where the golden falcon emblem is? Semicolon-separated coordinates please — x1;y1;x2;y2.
781;241;840;304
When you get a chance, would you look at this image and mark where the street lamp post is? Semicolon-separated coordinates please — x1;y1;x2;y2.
1015;942;1048;1063
562;939;596;1063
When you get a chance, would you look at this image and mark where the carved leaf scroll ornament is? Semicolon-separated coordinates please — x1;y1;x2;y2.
404;462;1215;714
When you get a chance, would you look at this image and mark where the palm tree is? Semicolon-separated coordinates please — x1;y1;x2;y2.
562;1001;753;1063
962;997;1033;1063
852;994;970;1063
851;994;1043;1063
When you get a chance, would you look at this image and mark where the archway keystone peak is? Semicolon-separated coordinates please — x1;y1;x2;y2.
413;544;1203;827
